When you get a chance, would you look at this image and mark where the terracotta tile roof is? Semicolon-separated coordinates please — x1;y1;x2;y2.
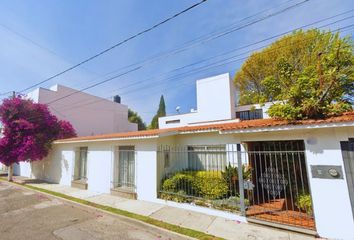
55;111;354;143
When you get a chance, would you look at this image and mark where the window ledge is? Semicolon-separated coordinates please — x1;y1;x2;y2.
111;187;136;199
71;179;88;190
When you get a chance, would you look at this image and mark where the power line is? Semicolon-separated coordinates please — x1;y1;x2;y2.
56;13;354;107
46;66;141;105
14;0;208;94
0;21;100;77
119;23;354;104
16;22;354;123
28;0;310;106
107;13;354;97
7;0;307;96
66;0;311;92
52;22;354;114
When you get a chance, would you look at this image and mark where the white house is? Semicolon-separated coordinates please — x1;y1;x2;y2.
9;74;354;239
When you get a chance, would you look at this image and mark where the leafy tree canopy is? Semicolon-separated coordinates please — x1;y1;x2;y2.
149;95;166;129
235;29;354;120
128;109;146;131
0;96;77;166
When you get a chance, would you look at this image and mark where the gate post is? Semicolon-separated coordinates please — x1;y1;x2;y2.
237;144;246;215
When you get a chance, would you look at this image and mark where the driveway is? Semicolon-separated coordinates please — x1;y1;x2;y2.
0;181;190;240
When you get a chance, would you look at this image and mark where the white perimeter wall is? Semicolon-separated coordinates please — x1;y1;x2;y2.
27;139;158;201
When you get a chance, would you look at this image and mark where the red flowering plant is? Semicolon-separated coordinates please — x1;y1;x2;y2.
0;96;76;169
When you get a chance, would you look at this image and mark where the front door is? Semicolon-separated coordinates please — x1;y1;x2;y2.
341;139;354;219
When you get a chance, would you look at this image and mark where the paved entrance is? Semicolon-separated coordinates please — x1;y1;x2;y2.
0;181;189;240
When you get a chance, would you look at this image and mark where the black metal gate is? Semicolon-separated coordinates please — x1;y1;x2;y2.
245;141;315;230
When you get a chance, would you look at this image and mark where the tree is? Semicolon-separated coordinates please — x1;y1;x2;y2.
0;96;76;181
235;29;353;120
149;95;166;129
128;109;146;130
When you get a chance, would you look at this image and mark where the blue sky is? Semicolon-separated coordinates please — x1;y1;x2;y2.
0;0;353;123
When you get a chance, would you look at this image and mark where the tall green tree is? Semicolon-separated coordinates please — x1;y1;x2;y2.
235;29;353;120
128;109;146;131
149;95;166;129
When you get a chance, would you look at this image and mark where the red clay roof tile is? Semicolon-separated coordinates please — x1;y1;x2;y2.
56;111;354;143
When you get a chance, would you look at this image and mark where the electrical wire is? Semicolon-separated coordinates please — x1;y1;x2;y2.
14;0;209;94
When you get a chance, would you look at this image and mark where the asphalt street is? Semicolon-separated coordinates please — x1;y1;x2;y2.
0;181;190;240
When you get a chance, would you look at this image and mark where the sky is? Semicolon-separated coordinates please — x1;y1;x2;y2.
0;0;353;123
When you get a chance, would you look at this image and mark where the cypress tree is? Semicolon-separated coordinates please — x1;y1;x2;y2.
149;95;166;129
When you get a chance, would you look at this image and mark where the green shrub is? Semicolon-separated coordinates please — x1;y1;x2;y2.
295;193;312;215
161;171;228;201
162;172;196;195
193;171;228;200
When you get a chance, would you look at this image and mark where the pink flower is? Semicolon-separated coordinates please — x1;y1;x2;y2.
0;96;77;166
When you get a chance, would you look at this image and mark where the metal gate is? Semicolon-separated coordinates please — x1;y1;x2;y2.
157;141;315;231
244;141;314;230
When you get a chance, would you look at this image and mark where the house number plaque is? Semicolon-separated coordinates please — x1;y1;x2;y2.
311;165;343;179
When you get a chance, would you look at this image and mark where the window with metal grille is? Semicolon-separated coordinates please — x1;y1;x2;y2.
74;147;88;181
115;146;136;190
236;109;263;120
187;145;227;171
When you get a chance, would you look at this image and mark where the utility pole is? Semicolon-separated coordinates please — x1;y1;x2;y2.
7;91;15;182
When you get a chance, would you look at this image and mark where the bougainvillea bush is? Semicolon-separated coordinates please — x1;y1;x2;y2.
0;96;76;166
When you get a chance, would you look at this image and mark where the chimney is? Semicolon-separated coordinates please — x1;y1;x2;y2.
113;95;121;104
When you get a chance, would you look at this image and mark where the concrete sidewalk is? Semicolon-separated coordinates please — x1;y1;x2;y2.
12;177;314;240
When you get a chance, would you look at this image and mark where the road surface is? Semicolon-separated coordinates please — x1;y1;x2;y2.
0;181;190;240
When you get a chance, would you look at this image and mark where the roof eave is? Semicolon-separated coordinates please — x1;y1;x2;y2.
220;121;354;134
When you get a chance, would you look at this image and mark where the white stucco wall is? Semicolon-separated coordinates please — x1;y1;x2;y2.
13;162;32;177
26;85;137;136
86;144;113;193
159;73;236;128
28;139;159;200
30;145;74;186
303;128;354;239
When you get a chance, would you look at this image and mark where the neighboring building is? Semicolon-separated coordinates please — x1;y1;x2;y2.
158;73;272;129
27;84;137;136
159;73;238;129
